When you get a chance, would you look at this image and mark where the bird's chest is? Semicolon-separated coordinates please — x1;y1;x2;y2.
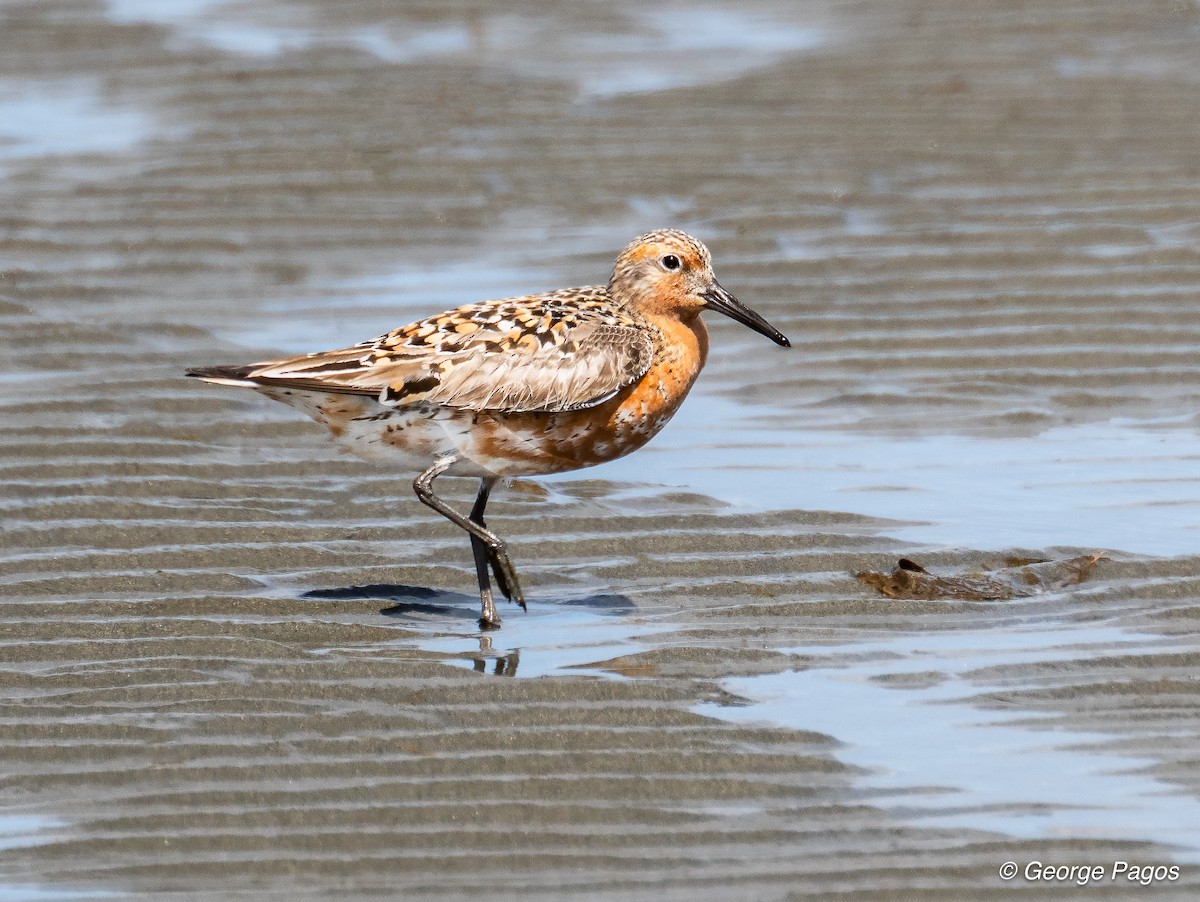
604;341;702;445
478;316;708;474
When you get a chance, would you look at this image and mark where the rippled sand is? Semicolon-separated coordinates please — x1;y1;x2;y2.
3;0;1200;898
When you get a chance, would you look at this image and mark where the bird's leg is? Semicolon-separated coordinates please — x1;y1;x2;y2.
413;458;526;627
467;478;499;626
468;477;520;608
468;536;499;627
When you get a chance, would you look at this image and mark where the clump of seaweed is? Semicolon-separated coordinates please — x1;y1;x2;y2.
857;552;1106;600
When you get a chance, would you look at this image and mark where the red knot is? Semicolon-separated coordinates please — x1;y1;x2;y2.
188;229;790;626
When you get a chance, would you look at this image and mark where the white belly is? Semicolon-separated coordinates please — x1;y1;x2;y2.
258;387;497;478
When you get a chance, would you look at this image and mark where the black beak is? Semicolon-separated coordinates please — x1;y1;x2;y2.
701;282;790;348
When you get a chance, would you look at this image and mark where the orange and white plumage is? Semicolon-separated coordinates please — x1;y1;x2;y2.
188;229;790;623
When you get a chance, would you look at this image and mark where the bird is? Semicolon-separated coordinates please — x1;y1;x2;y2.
187;229;790;626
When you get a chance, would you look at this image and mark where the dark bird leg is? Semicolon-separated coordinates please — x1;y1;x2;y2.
414;458;526;627
460;482;494;623
468;477;520;608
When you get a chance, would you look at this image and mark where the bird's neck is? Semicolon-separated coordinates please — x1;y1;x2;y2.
644;309;709;378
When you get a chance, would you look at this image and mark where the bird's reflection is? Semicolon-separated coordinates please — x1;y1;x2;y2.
473;636;519;676
303;583;636;677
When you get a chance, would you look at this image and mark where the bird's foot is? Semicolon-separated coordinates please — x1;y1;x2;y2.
488;547;527;612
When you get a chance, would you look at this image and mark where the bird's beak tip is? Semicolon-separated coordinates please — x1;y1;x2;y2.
702;284;791;348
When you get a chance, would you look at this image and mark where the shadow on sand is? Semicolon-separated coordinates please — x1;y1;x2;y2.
301;583;636;623
302;585;642;678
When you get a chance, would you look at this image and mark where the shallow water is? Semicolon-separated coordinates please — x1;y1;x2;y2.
607;393;1200;556
381;596;668;679
0;80;156;175
104;0;829;97
3;0;1200;898
699;622;1200;859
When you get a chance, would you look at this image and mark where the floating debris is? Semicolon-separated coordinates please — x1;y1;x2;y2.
857;552;1106;600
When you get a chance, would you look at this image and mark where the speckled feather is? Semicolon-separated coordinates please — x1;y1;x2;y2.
187;229;790;624
211;286;656;414
187;229;790;470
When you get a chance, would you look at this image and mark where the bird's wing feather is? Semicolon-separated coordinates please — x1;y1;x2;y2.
206;288;655;414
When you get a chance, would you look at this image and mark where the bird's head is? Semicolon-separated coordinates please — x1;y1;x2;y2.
610;229;790;347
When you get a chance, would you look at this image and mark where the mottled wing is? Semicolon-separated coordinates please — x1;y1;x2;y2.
205;287;655;414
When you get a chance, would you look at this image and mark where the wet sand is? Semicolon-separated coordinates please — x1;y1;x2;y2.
3;0;1200;898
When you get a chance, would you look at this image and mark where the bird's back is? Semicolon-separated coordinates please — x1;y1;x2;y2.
190;286;654;413
187;285;694;477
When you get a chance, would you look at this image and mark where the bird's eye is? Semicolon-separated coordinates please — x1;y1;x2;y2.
660;254;682;271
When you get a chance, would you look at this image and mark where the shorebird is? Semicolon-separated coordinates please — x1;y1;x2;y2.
188;229;790;626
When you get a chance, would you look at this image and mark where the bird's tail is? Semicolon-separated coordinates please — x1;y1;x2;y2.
185;364;261;387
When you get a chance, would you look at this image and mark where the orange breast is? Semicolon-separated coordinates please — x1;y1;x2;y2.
469;314;709;476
